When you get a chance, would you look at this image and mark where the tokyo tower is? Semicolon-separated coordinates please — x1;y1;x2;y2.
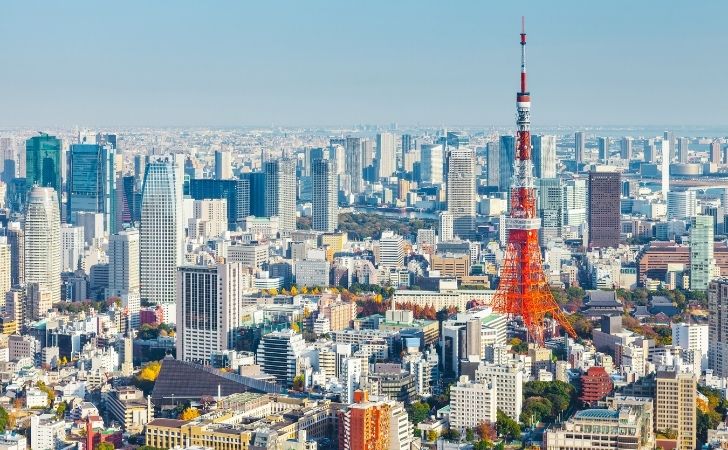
491;18;576;344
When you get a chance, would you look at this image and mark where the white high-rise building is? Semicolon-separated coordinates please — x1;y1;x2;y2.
140;157;184;323
671;322;709;371
0;238;10;308
667;190;697;220
449;375;497;433
341;356;362;404
312;158;338;232
661;140;670;199
214;150;232;180
345;137;363;194
562;179;587;227
533;135;556;179
621;136;633;160
188;199;228;240
108;229;141;328
476;362;524;422
30;414;65;450
378;231;403;268
264;158;297;234
447;148;476;239
60;224;85;273
376;132;396;179
439;211;454;242
420;144;443;185
24;187;61;306
176;262;245;364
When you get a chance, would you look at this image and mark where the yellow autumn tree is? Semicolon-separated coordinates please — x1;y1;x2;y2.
179;407;200;421
290;286;299;296
138;361;162;382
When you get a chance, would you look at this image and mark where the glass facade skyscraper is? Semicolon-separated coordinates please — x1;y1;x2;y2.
26;133;62;197
67;143;117;232
189;178;250;231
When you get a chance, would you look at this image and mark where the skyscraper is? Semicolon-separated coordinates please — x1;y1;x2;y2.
486;141;500;189
67;143;117;232
710;140;721;164
0;238;10;309
532;135;556;179
620;137;633;160
312;158;338;232
667;190;697;220
345;137;363;194
24;187;61;306
420;144;443;185
439;211;454;242
574;131;585;164
447;148;476;239
26;134;62;198
562;178;587;227
597;137;610;162
663;130;676;161
655;370;696;450
400;134;413;169
661;140;670;199
588;171;620;249
498;135;516;192
108;229;141;328
338;390;391;450
677;137;690;163
643;139;656;163
176;262;245;364
264;158;297;234
60;225;84;273
189;178;250;231
690;215;714;291
376;132;396;179
538;178;563;242
709;279;728;377
140;157;184;323
7;224;24;287
214;150;232;180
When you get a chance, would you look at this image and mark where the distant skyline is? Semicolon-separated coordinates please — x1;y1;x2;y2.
1;1;727;128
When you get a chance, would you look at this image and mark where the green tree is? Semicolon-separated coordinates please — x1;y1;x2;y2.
409;402;430;425
473;441;492;450
292;374;305;391
520;397;552;424
496;410;521;442
55;401;68;419
466;428;475;442
508;337;528;354
96;443;115;450
0;406;8;432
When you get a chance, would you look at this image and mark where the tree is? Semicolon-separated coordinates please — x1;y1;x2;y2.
426;430;438;442
477;421;497;443
55;401;68;419
473;441;492;450
179;407;200;421
466;428;475;442
409;402;430;425
96;443;115;450
292;374;305;391
0;406;9;432
508;337;528;354
138;361;162;382
496;410;521;442
520;397;552;424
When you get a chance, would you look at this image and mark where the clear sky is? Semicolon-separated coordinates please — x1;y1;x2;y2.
1;1;726;128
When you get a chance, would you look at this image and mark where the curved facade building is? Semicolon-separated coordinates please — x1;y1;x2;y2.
24;186;61;307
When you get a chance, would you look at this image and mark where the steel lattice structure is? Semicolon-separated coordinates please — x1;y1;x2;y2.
491;18;576;344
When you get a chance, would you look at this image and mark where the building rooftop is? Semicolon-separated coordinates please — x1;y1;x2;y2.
573;409;619;420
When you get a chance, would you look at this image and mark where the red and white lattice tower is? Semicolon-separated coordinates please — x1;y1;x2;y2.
491;18;576;344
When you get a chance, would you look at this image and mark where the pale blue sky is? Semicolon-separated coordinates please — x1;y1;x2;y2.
1;1;726;128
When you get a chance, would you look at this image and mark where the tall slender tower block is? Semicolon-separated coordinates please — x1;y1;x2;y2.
492;19;576;343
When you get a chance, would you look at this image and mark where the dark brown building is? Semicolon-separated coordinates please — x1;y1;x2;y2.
588;171;621;249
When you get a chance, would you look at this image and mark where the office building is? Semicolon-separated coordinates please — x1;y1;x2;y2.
655;370;696;450
710;140;721;164
214;150;232;179
264;158;297;234
188;199;228;240
449;375;496;433
108;229;141;325
644;139;656;163
378;231;403;268
176;262;245;364
256;330;305;384
588;171;620;249
376;132;396;179
663;130;676;161
447;148;476;239
486;141;500;189
499;135;516;192
597;136;610;162
620;137;633;160
24;187;61;306
667;190;697;220
189;178;251;231
709;279;728;377
575;131;585;164
539;178;563;242
0;239;10;307
25;133;62;196
677;137;689;163
533;134;556;179
140;157;184;323
544;405;653;450
60;225;84;273
30;414;66;450
661;140;670;199
7;225;24;287
671;322;708;371
312;158;338;232
563;178;587;227
579;366;613;405
345;137;364;194
690;215;715;291
67;143;117;232
420;144;443;185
